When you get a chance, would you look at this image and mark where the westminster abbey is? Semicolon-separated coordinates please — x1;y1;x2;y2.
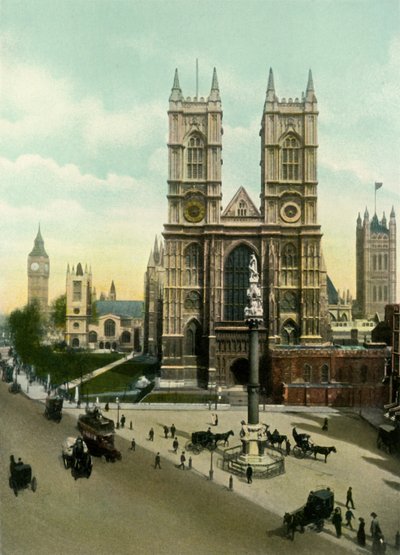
144;68;332;391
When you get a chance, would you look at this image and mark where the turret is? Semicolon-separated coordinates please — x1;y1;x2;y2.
266;67;276;102
208;67;220;101
305;69;317;103
169;68;183;102
357;212;362;228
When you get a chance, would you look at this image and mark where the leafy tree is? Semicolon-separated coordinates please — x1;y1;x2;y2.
50;294;67;329
8;301;43;364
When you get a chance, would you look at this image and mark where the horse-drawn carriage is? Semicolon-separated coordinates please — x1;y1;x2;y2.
44;396;63;422
377;423;400;454
62;436;92;479
77;407;121;462
266;429;287;451
284;488;334;539
186;430;234;454
9;455;37;497
292;427;337;462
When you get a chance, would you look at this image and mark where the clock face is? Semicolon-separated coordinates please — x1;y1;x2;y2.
184;196;206;223
280;202;301;223
30;262;39;271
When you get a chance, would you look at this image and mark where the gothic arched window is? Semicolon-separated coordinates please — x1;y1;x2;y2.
303;364;312;383
104;319;116;337
121;331;131;343
281;135;301;180
88;331;97;343
185;243;202;286
185;320;202;356
321;364;329;383
224;245;252;321
237;200;247;216
187;135;205;179
282;243;297;268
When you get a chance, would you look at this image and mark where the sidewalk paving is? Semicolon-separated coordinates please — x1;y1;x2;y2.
10;367;400;554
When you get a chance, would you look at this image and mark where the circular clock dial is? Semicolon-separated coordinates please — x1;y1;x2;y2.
184;197;205;223
30;262;39;271
280;202;301;223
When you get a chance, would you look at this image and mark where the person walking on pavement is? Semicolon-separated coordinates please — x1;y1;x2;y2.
120;414;126;428
148;427;154;441
172;438;179;453
370;512;385;554
130;438;136;451
214;413;218;426
332;507;343;538
246;464;253;484
345;508;355;529
163;425;169;439
178;451;186;469
285;439;291;456
357;517;366;546
154;452;161;469
170;424;176;438
346;486;355;509
322;417;328;431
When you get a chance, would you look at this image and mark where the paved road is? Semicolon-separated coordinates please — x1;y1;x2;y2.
0;382;357;555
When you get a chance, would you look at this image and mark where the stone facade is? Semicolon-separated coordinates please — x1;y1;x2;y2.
355;207;397;320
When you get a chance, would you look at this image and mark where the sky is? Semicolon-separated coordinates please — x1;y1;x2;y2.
0;0;399;314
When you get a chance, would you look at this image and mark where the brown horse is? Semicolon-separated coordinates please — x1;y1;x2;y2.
311;445;337;463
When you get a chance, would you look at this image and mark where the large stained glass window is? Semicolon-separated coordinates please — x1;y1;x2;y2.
224;245;252;321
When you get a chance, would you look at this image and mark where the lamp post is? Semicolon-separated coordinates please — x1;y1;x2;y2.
116;396;120;429
209;449;214;481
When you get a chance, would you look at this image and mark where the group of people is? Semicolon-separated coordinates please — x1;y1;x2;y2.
331;488;385;552
132;424;187;470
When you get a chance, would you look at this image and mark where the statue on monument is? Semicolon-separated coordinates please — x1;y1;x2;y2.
244;253;263;320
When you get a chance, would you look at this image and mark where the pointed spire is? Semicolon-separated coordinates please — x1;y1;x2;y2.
265;67;276;102
381;211;387;227
209;67;220;101
364;206;369;221
305;69;317;102
357;212;362;227
390;206;396;219
169;68;183;101
67;263;70;274
29;224;48;257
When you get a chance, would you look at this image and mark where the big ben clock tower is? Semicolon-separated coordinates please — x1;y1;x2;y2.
27;226;49;313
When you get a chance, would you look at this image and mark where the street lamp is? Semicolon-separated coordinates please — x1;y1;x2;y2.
209;449;214;481
116;396;120;429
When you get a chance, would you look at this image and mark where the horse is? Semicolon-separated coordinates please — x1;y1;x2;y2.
213;430;234;447
267;430;287;451
311;445;337;463
283;511;304;540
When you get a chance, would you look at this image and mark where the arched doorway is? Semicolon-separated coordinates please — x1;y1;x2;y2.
281;319;300;345
230;358;250;385
185;320;202;356
72;338;80;348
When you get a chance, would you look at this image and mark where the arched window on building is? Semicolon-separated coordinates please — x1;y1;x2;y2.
121;331;131;343
384;254;388;269
303;364;312;383
88;331;97;343
185;320;202;356
185;243;202;286
104;319;116;337
237;200;247;216
72;338;80;348
373;255;377;270
224;245;253;321
281;135;301;180
187;135;205;179
281;243;298;287
321;364;329;383
378;254;382;270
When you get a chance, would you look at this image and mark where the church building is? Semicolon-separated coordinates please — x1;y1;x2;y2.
145;68;332;391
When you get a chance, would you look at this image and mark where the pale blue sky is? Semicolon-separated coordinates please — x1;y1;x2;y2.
1;0;399;312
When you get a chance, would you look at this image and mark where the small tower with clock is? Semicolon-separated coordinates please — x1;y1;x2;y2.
27;226;49;313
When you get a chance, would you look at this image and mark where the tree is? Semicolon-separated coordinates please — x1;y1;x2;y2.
8;301;43;364
50;294;66;329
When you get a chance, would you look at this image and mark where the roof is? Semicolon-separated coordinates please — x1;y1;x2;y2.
96;300;143;319
29;227;48;257
327;276;338;305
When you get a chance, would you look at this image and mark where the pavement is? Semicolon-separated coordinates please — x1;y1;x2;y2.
7;365;400;555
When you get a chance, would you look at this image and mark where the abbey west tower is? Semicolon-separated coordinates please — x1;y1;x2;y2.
158;68;328;389
27;226;49;313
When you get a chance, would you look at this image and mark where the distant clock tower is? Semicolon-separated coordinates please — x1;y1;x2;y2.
27;226;49;312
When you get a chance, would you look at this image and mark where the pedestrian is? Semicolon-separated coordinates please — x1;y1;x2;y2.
163;425;169;439
322;417;328;431
178;451;186;469
357;517;366;546
120;414;126;428
370;512;385;554
285;439;291;456
172;438;179;453
104;402;109;412
345;508;355;529
346;486;355;509
332;507;342;538
148;427;154;441
214;413;218;426
154;452;161;469
130;438;136;451
246;464;253;484
170;424;176;438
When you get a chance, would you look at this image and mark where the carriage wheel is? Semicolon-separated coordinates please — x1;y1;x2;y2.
293;446;305;459
63;455;70;469
31;477;37;492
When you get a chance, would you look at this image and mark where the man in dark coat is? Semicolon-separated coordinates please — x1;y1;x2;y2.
346;486;355;509
332;507;342;538
246;464;253;484
357;517;366;546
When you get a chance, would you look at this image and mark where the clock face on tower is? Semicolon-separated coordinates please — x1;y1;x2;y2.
30;262;40;271
280;201;301;223
183;195;206;223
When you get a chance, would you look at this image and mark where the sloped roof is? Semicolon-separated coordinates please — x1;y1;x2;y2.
222;186;260;218
96;300;143;319
327;276;339;305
